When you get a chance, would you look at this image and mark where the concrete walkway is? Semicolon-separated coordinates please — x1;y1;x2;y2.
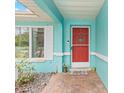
41;72;107;93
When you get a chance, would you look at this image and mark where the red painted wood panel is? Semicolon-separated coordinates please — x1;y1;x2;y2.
72;28;89;44
72;28;89;62
72;46;89;62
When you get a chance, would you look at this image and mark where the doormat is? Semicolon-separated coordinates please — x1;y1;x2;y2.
71;71;88;76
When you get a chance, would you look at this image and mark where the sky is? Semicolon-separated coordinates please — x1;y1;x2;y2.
15;0;29;11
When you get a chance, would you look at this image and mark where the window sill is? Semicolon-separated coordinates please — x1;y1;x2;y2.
15;58;46;62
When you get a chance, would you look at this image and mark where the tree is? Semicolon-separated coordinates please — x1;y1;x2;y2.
15;32;29;47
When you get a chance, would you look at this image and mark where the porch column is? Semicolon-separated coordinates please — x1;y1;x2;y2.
53;23;63;72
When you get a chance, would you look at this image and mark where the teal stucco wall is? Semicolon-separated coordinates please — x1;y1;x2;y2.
16;19;96;72
95;0;108;89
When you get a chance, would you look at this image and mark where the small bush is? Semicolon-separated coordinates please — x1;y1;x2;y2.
16;59;35;86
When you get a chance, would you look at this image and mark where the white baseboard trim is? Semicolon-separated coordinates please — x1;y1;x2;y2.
54;52;63;56
91;52;108;62
63;52;71;55
54;52;108;63
54;52;71;56
90;52;96;55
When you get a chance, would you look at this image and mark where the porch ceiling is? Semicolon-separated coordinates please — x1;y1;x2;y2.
15;0;52;22
53;0;104;19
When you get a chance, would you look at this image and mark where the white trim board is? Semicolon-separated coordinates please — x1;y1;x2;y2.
72;62;90;68
54;52;108;63
54;52;63;56
54;52;71;56
91;52;108;62
63;52;71;55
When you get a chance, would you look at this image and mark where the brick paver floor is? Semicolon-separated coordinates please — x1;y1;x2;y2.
41;71;107;93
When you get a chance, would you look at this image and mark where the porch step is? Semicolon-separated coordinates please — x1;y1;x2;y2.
69;67;91;75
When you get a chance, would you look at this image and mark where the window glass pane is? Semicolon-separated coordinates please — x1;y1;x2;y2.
15;27;29;58
32;28;44;58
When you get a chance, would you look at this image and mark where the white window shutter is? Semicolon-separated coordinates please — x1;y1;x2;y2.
44;26;53;60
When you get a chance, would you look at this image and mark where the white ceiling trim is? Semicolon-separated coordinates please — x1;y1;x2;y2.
58;6;101;10
54;2;103;7
54;0;104;2
53;0;104;19
16;0;52;22
65;15;96;20
16;17;51;21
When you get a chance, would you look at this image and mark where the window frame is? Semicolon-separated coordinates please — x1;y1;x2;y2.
15;26;53;62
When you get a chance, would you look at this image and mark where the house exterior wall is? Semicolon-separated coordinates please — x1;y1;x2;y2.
16;19;96;72
95;0;108;89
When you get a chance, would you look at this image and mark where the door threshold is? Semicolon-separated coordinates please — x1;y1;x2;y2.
72;62;90;68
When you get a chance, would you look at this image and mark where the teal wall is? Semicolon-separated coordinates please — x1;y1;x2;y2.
63;19;96;68
16;19;96;72
95;0;108;89
16;21;63;72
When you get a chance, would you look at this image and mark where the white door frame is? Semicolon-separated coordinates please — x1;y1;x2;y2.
71;26;90;68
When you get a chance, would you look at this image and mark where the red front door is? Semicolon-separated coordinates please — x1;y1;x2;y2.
72;28;89;63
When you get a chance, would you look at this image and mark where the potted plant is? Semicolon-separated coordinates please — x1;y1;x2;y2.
63;64;68;73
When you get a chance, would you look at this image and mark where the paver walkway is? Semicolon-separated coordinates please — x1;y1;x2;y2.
41;72;107;93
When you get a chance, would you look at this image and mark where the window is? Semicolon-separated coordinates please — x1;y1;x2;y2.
32;28;44;58
15;26;53;61
15;27;29;58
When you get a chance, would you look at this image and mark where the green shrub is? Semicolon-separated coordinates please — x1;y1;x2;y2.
16;59;35;86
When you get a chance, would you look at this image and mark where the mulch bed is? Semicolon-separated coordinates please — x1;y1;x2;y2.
15;73;53;93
